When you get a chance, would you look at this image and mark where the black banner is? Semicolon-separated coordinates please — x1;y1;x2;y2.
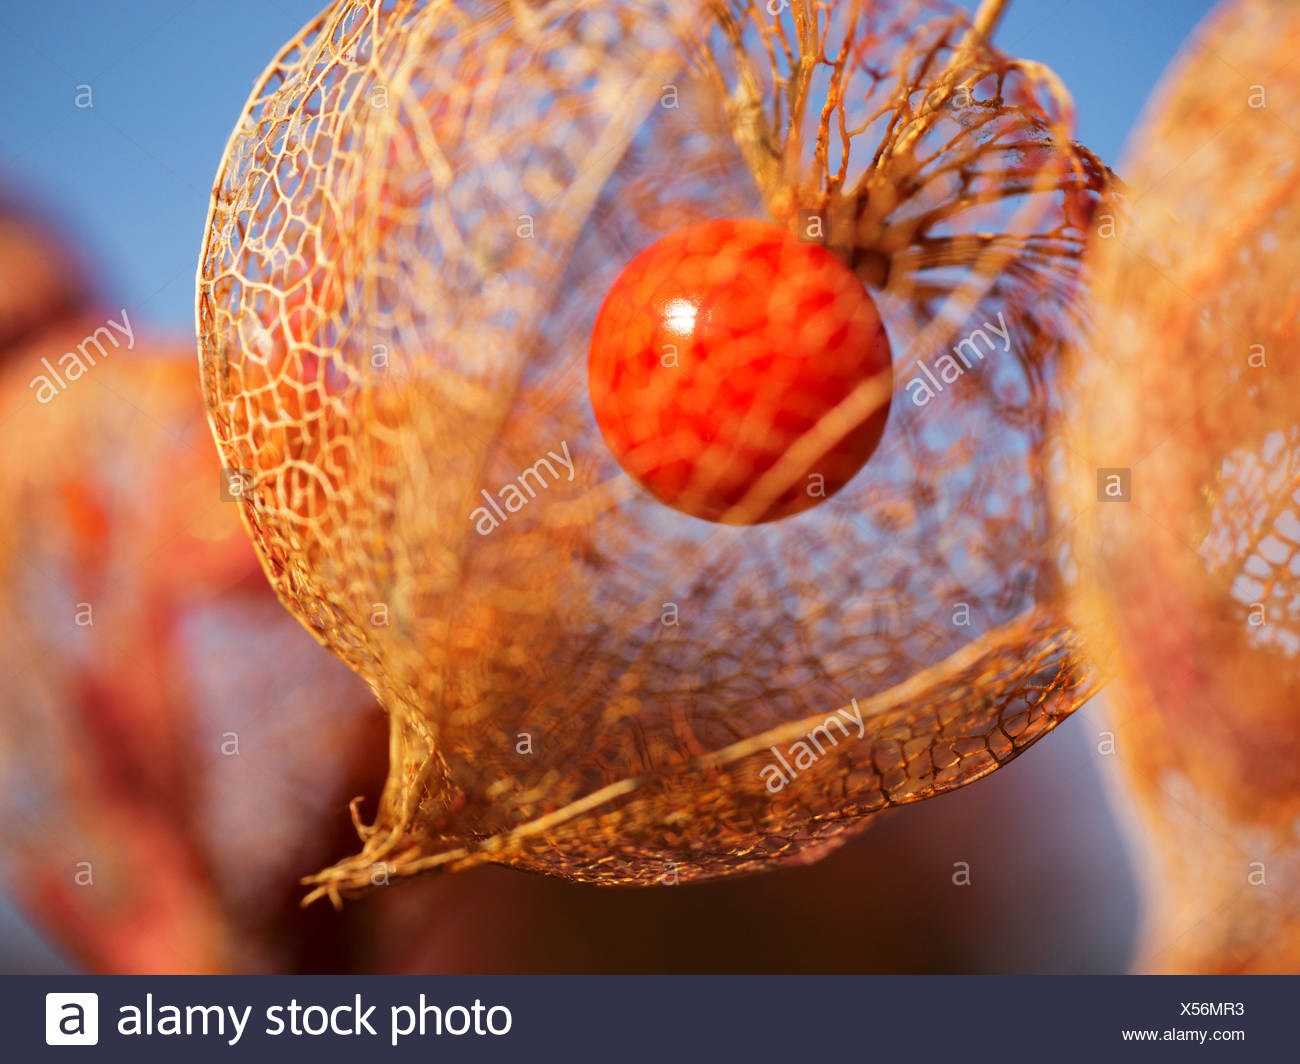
12;975;1293;1060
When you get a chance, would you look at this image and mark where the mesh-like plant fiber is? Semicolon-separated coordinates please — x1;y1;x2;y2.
196;0;1112;901
1061;0;1300;973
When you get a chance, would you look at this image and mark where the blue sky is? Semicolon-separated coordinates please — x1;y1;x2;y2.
0;0;1217;333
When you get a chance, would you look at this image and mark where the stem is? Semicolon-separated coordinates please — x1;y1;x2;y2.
946;0;1010;81
971;0;1010;44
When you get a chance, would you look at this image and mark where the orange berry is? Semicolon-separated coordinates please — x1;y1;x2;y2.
587;218;892;523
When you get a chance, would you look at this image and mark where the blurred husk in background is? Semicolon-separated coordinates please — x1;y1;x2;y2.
0;196;389;972
1062;0;1300;974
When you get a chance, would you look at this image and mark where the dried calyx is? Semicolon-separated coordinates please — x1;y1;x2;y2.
195;0;1114;902
703;0;1107;293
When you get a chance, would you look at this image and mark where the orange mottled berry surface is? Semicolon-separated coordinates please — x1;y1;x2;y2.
587;219;892;524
